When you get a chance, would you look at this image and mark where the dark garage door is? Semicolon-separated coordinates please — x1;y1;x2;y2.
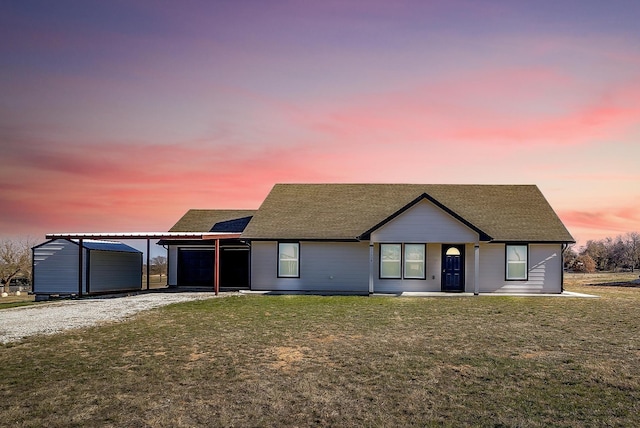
178;248;250;288
178;249;214;287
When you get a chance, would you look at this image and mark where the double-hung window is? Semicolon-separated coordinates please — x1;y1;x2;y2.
278;242;299;278
506;244;528;280
404;244;426;279
380;243;426;279
380;244;402;278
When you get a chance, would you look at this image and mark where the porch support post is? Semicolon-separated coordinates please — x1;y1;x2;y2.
474;244;480;296
78;238;83;297
146;238;150;290
214;239;220;296
368;242;374;295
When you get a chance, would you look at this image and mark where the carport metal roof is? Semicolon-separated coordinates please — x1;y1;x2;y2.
46;232;241;240
44;232;242;295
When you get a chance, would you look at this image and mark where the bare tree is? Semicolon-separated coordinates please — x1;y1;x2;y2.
580;232;640;272
563;244;578;270
150;256;168;278
622;232;640;272
0;238;34;294
581;239;609;270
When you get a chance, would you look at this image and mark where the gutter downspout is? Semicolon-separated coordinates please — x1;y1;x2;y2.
146;239;150;290
561;243;568;293
78;239;83;297
163;245;170;287
214;239;220;296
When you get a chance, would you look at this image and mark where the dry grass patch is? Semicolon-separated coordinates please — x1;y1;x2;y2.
0;293;35;309
1;286;639;427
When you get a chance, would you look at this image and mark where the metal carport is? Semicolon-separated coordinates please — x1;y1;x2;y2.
45;232;241;296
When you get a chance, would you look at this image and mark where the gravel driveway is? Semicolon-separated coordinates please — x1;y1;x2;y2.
0;292;233;344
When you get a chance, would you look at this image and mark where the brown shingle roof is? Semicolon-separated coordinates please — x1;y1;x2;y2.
169;210;255;233
240;184;574;242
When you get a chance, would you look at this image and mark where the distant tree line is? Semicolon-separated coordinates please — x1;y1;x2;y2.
564;232;640;273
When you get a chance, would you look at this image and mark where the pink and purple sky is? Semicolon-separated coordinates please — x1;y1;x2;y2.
1;0;639;248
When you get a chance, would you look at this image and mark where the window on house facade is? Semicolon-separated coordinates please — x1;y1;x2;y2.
506;244;528;280
380;244;402;278
278;242;299;278
404;244;426;279
380;243;427;279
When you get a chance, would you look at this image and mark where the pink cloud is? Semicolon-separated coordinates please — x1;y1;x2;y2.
293;69;640;148
558;206;640;240
0;136;337;237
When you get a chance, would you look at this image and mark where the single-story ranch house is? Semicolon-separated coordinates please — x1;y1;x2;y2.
164;184;575;294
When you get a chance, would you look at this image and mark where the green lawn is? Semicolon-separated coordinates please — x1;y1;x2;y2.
1;275;639;427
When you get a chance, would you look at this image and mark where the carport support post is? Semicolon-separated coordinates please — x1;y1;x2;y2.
146;239;150;290
474;244;480;296
214;239;220;296
78;238;83;297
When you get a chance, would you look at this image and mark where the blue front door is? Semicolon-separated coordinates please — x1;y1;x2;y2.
441;244;465;292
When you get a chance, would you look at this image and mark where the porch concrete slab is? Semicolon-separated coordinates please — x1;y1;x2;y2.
393;291;599;298
240;290;599;298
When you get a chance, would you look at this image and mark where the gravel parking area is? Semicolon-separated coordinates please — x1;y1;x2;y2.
0;292;233;344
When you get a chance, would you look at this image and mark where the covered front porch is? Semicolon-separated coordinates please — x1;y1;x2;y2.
366;241;483;295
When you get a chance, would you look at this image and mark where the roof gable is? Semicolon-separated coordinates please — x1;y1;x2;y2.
240;184;574;243
359;193;491;241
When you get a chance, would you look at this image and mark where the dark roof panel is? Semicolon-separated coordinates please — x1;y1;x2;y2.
169;210;256;233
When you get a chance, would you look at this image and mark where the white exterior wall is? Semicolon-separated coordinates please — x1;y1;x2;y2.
478;243;562;293
168;245;178;286
371;200;479;243
251;241;370;292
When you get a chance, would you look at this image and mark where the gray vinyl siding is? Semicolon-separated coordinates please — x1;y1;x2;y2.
33;239;85;294
251;241;369;292
89;250;142;292
478;243;562;293
371;200;479;243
